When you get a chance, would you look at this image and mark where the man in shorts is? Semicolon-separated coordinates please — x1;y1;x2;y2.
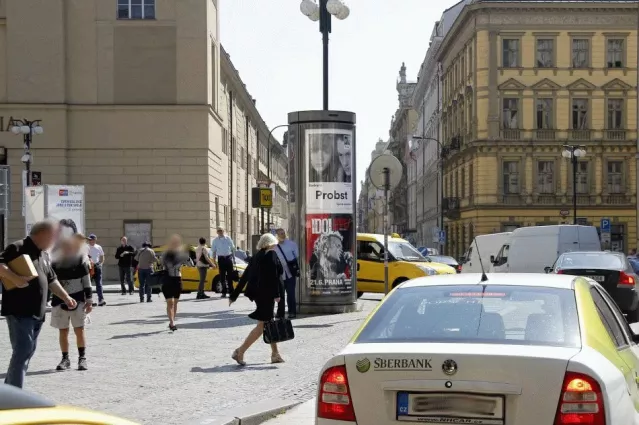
51;234;92;371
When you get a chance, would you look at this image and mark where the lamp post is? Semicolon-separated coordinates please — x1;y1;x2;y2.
11;120;43;187
411;136;444;253
299;0;350;110
562;145;587;225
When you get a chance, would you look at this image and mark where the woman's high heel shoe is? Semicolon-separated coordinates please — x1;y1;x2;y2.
271;353;285;364
232;349;246;366
169;324;177;331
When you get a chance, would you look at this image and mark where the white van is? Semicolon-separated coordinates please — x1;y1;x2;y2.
491;225;601;273
461;232;512;273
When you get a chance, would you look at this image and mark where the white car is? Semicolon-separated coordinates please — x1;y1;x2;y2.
316;273;639;424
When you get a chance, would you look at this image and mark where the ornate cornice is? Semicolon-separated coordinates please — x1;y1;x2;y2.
494;77;637;91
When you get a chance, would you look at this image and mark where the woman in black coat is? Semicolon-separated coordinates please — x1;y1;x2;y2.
229;233;284;365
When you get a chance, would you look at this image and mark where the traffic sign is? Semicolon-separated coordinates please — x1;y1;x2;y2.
601;218;611;233
251;187;273;208
438;230;446;244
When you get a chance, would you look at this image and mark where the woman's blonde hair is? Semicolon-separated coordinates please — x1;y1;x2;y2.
256;233;278;250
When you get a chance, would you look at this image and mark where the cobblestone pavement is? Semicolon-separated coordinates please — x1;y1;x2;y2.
0;292;381;425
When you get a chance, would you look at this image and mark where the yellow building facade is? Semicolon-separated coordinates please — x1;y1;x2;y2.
438;0;639;259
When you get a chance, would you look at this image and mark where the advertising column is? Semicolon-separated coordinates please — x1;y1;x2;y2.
288;110;357;314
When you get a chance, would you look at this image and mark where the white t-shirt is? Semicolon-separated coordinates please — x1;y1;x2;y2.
88;244;105;264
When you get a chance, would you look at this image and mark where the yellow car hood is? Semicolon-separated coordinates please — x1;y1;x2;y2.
427;262;457;274
0;406;139;424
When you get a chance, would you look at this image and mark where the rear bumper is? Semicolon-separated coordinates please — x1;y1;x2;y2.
317;419;355;425
612;286;639;312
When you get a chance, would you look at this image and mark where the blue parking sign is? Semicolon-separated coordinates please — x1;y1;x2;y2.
600;218;611;233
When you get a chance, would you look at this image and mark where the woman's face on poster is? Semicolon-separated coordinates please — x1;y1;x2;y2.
325;237;341;259
310;135;334;173
337;136;351;177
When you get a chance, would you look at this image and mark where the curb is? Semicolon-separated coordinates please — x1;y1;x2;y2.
188;399;301;425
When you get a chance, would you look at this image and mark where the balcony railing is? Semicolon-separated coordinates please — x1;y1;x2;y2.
534;129;556;141
605;129;626;140
568;195;597;206
603;194;632;205
568;129;591;141
500;194;523;205
534;194;557;205
500;129;521;140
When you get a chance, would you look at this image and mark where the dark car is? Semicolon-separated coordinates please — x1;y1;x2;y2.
425;255;461;273
546;251;639;322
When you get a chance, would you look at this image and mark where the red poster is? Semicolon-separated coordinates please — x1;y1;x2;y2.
305;213;354;296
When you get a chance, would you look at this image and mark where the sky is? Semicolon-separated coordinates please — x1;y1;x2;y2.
220;1;452;195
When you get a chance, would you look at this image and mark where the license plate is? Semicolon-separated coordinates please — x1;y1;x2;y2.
397;392;504;424
588;275;605;282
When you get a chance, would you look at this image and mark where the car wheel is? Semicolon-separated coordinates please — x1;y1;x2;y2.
627;308;639;324
212;276;222;293
392;278;408;289
357;291;364;298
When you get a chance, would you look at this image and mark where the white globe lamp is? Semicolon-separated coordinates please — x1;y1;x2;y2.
300;0;316;17
335;3;350;20
326;0;344;16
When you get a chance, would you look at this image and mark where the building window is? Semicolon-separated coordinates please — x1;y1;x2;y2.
502;161;520;194
535;98;553;129
239;147;245;169
221;128;228;155
536;161;554;194
607;39;624;68
117;0;155;19
502;39;519;68
571;39;589;68
215;197;220;227
536;39;554;67
461;168;466;198
575;162;589;194
571;99;588;129
607;99;624;129
607;161;624;193
502;98;519;129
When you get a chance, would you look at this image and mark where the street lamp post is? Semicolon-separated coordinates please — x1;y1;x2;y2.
562;145;586;225
411;136;444;253
11;120;43;187
299;0;350;110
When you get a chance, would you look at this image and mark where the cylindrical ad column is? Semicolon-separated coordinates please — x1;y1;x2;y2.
288;110;357;314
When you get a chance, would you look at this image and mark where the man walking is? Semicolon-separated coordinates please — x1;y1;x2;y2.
115;236;135;295
87;234;106;307
0;219;77;388
211;227;235;298
195;237;215;299
275;229;299;319
135;242;156;303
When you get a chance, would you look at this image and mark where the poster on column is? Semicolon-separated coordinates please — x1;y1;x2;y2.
46;185;85;238
24;186;45;236
305;213;354;296
306;128;353;213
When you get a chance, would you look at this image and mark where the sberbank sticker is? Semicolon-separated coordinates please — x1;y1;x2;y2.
356;357;432;373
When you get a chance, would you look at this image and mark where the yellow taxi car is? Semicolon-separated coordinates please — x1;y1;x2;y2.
356;233;455;297
0;384;138;425
134;245;247;294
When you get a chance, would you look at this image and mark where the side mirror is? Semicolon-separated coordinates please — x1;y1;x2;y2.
490;255;495;264
630;323;639;343
544;266;553;274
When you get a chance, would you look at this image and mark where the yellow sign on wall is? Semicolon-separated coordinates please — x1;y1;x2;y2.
260;188;272;207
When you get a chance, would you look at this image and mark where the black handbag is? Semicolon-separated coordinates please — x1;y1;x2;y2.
263;318;295;344
146;269;168;290
277;245;300;277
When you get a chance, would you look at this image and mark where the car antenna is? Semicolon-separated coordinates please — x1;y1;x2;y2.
474;237;489;282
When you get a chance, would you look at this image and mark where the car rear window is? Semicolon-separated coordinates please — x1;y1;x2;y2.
428;256;458;265
558;253;623;269
355;285;580;348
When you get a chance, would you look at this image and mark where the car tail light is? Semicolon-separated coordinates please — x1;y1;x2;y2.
318;365;356;422
554;372;605;425
556;269;564;274
456;265;462;272
619;271;635;285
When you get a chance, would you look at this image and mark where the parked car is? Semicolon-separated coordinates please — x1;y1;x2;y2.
545;250;639;322
356;234;455;298
425;255;461;273
492;225;601;273
0;384;138;424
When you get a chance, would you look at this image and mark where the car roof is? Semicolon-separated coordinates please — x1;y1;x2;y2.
560;250;622;256
401;273;577;290
0;384;55;410
357;233;407;244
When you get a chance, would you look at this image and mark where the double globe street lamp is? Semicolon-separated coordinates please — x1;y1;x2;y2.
300;0;350;110
562;145;587;225
11;120;43;186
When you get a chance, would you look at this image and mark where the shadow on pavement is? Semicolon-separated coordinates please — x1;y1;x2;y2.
190;364;278;373
175;316;254;330
294;324;333;329
109;330;165;340
0;369;58;379
110;318;168;325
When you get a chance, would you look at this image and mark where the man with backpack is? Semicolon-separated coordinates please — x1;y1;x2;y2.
275;228;299;319
195;237;215;299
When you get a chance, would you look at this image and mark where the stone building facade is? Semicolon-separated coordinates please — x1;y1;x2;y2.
0;0;287;277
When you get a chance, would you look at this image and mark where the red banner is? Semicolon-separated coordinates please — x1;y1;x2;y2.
305;213;354;296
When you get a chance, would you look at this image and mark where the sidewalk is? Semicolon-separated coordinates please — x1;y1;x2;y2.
262;399;315;424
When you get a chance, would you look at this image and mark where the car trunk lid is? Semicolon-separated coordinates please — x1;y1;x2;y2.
342;343;579;425
559;268;620;291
